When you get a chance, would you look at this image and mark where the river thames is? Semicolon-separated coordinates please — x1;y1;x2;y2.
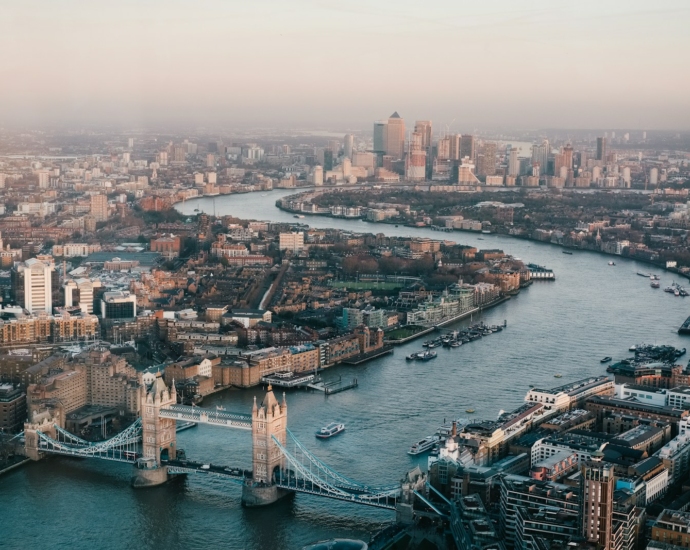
2;189;689;550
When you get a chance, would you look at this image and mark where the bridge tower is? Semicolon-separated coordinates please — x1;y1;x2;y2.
242;384;290;506
131;374;177;488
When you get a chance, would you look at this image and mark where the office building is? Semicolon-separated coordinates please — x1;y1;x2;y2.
460;135;476;162
0;383;26;433
64;278;101;314
343;134;354;158
508;148;520;177
373;121;386;153
16;257;55;314
90;194;109;222
101;291;137;320
384;112;405;159
597;137;607;161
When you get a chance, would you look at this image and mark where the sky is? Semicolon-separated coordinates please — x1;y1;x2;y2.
1;0;689;131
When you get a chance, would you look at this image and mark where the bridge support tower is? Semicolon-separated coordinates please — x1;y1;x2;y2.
131;375;177;488
242;385;290;506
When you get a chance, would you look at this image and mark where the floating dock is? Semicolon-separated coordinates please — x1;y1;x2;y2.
308;376;358;395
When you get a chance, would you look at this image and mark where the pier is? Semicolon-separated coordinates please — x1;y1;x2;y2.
261;371;316;388
308;376;359;395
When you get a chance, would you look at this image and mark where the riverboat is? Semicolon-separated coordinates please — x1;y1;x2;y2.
600;357;612;363
608;261;616;266
562;250;573;255
417;350;437;361
408;435;440;455
315;422;345;439
651;281;660;288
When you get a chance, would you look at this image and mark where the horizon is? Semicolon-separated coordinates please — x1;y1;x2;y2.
2;0;690;130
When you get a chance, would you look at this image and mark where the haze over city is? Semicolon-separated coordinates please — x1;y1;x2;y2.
2;0;690;130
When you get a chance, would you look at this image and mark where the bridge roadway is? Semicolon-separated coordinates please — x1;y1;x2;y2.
166;459;251;483
274;476;398;510
159;404;252;430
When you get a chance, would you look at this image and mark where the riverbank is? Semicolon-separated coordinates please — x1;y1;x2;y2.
0;457;29;477
385;295;512;345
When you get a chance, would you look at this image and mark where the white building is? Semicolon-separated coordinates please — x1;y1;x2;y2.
18;258;55;314
657;432;690;484
615;383;668;407
64;278;102;314
279;232;304;253
525;377;614;413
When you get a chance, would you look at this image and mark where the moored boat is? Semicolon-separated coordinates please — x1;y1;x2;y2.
408;435;440;455
315;422;345;439
416;350;437;361
600;356;612;363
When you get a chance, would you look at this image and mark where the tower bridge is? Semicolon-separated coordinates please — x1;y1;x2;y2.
22;375;427;515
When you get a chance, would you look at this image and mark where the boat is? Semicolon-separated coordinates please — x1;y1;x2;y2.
408;435;439;455
665;286;675;293
651;274;660;280
406;353;419;361
554;374;563;378
481;230;491;234
465;409;476;414
608;261;615;266
679;316;690;335
450;341;461;348
294;214;305;219
416;350;437;361
629;345;637;351
651;281;660;288
600;357;612;363
675;290;680;297
315;422;345;439
562;250;573;255
637;272;651;277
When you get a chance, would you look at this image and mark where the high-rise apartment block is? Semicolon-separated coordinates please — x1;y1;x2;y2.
384;112;405;160
477;142;497;178
413;121;432;151
580;457;614;548
532;140;550;176
279;232;304;253
405;132;426;182
90;194;109;222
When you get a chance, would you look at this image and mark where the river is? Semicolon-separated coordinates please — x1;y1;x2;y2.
2;189;689;550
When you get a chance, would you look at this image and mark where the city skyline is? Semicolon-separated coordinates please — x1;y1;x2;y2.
1;1;690;130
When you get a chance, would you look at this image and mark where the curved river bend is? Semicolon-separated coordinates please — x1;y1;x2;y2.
2;190;689;550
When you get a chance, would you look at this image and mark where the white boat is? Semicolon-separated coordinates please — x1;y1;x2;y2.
408;435;440;455
608;261;615;266
315;422;345;439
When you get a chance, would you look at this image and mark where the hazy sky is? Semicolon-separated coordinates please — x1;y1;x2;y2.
1;0;689;131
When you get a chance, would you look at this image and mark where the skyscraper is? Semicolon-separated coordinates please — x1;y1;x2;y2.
385;112;405;160
448;134;461;161
460;135;475;162
405;132;426;182
413;121;432;151
597;137;607;161
343;134;354;159
508;148;519;177
580;455;614;549
532;140;550;176
373;121;387;153
562;145;574;170
476;142;497;178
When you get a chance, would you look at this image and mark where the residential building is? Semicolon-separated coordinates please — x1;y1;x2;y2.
90;194;109;222
279;232;304;252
